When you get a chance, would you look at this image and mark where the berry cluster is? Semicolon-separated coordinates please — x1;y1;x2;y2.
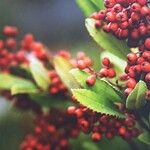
48;69;67;95
76;56;116;86
124;49;150;99
0;26;48;72
91;0;150;47
74;51;93;70
99;57;116;78
67;106;139;142
21;109;79;150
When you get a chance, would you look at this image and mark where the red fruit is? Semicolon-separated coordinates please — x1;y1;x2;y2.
86;75;96;86
91;132;102;142
124;88;133;96
119;127;127;136
102;57;111;67
131;3;141;12
99;68;108;77
3;26;18;36
95;20;102;29
116;12;128;22
47;125;56;133
141;6;149;16
91;12;100;20
127;53;137;64
142;51;150;60
107;68;116;78
77;60;86;70
126;78;137;88
145;73;150;81
77;52;85;59
6;38;16;49
144;38;150;49
67;106;76;114
141;62;150;72
136;0;147;6
84;57;93;67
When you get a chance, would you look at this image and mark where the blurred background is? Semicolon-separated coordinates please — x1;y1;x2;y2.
0;0;100;52
0;1;100;150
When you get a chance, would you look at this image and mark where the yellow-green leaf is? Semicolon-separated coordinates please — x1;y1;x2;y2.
70;68;123;103
72;89;125;118
53;56;80;90
29;56;50;91
126;81;147;109
85;18;130;60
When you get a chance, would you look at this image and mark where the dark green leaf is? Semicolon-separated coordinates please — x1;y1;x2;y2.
53;56;80;90
138;131;150;145
29;56;50;91
85;18;130;60
70;68;123;103
126;81;147;109
9;65;32;79
30;93;73;108
72;89;125;118
76;0;102;17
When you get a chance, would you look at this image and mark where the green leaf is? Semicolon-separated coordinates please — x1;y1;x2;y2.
30;93;73;108
85;18;130;60
29;56;50;91
90;0;104;9
11;81;39;95
70;68;123;103
100;52;126;74
138;131;150;145
126;81;147;109
76;0;103;17
0;74;37;92
72;89;125;118
53;56;80;90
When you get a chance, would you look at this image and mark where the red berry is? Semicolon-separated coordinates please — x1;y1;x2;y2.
126;78;137;88
107;68;116;78
119;127;127;136
91;132;102;142
86;75;96;86
102;57;111;67
144;38;150;49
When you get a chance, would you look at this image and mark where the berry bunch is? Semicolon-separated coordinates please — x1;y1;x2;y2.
0;26;48;72
75;52;93;70
91;0;150;47
124;50;150;99
67;106;139;142
21;109;79;150
48;70;67;95
76;56;116;86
